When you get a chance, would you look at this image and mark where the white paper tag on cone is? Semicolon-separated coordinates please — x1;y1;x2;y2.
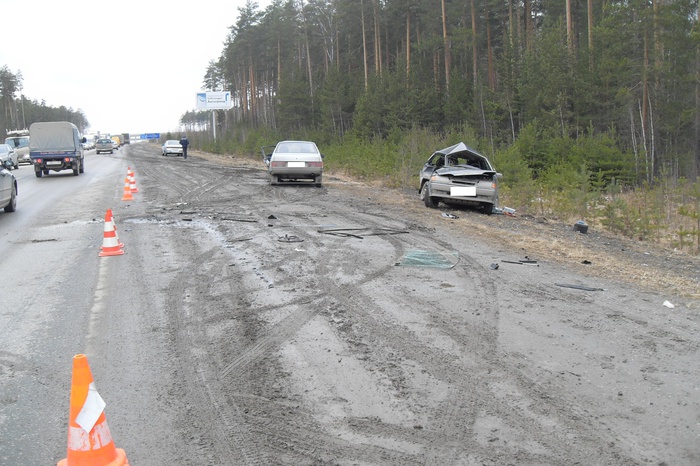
75;383;106;433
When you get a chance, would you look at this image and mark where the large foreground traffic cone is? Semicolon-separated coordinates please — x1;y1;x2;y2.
99;212;124;257
100;209;123;250
120;177;134;201
57;354;129;466
127;167;139;193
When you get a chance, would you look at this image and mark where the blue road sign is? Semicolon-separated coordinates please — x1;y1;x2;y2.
140;133;160;139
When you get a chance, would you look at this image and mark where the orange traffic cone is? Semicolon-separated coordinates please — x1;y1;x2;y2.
101;209;123;250
121;177;134;201
99;212;124;257
127;168;139;193
57;354;129;466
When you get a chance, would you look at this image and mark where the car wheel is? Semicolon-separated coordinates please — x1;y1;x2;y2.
4;185;17;212
270;174;278;185
14;161;19;170
35;169;42;178
73;164;79;176
315;174;323;187
79;159;84;174
482;203;495;215
423;184;439;208
419;182;428;202
110;150;113;154
43;169;49;175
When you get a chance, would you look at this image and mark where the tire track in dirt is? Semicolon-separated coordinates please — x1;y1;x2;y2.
124;144;651;464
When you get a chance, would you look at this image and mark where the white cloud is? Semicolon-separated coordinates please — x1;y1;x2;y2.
2;0;269;135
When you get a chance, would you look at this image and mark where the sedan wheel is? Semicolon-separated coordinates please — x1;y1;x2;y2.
423;184;439;208
4;185;16;212
419;182;428;201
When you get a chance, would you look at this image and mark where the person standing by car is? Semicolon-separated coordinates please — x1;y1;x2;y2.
180;135;190;159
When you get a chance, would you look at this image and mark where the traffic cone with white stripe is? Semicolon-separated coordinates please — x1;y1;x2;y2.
127;167;139;193
121;177;134;201
101;209;123;250
99;211;124;257
57;354;129;466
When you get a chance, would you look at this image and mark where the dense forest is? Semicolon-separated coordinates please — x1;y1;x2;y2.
178;0;700;249
181;0;699;180
0;66;89;135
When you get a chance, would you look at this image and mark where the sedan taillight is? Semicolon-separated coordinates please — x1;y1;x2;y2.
307;162;323;168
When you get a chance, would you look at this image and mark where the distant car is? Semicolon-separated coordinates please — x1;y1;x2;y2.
95;138;113;154
265;140;323;186
0;159;17;212
111;140;119;150
5;133;30;165
0;144;19;170
419;142;501;214
82;139;95;150
161;140;183;157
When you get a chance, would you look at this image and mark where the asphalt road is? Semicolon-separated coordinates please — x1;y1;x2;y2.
0;142;698;465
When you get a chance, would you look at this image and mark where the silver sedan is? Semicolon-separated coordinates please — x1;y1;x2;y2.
161;140;183;157
0;144;19;170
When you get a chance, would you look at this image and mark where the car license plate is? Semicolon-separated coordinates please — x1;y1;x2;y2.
288;161;306;168
46;161;62;166
451;186;476;197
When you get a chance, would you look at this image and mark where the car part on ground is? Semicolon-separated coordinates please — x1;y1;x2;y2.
418;142;501;214
266;140;323;187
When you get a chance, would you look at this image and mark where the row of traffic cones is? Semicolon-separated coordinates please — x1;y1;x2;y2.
121;167;138;201
102;168;138;256
57;168;140;463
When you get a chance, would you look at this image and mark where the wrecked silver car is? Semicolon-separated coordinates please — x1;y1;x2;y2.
419;142;501;214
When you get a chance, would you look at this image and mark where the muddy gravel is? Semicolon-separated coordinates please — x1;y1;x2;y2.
113;142;699;465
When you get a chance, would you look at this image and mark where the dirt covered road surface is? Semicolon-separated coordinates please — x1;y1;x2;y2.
113;142;699;465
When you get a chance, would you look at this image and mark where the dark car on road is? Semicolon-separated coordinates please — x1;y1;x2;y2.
419;142;501;214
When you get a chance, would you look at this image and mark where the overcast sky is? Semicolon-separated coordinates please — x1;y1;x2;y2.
2;0;270;136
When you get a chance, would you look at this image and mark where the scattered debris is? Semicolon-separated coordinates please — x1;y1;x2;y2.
220;217;257;223
663;300;675;309
502;259;539;266
441;213;458;219
227;236;254;243
318;227;409;239
490;263;499;270
573;220;589;234
268;215;277;219
397;250;460;268
502;207;516;216
278;234;304;243
555;283;605;291
581;260;592;265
